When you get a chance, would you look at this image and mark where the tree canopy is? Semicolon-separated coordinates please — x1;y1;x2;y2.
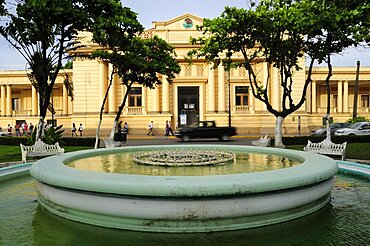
0;0;131;139
84;1;180;142
189;0;369;147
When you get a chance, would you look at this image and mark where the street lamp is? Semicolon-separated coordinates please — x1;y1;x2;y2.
228;70;231;127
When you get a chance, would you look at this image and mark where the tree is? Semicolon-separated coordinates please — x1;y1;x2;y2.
189;0;369;147
0;0;121;140
189;1;312;147
0;0;5;15
86;3;180;146
302;0;369;140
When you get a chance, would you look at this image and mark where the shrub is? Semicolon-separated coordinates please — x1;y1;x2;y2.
27;125;65;145
346;116;369;124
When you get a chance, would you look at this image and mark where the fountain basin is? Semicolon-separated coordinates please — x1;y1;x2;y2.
30;145;338;232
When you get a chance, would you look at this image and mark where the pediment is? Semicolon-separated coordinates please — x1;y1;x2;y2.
150;13;203;30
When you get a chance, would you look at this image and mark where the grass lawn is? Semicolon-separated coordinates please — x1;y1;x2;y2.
0;145;92;163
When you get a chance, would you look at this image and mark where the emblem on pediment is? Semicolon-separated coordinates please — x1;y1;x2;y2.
183;18;193;29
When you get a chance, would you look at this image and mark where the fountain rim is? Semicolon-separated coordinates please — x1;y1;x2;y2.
30;145;338;197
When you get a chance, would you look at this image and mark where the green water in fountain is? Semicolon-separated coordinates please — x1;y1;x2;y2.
66;151;301;176
0;174;369;245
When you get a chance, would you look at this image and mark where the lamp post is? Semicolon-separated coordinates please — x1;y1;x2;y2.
228;70;231;127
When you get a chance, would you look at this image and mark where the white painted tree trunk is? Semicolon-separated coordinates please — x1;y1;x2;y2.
109;120;118;140
274;116;285;148
94;119;102;149
36;117;45;140
325;114;331;142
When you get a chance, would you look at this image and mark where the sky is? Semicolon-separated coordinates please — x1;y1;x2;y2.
0;0;369;70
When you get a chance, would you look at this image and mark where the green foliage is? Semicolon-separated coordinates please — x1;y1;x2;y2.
346;116;369;124
0;136;29;146
0;0;5;15
0;0;126;138
88;5;181;122
188;0;369;146
61;137;96;147
27;125;64;145
42;125;65;144
61;61;73;69
188;1;312;119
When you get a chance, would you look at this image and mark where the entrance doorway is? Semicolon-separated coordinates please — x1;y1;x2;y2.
178;87;199;127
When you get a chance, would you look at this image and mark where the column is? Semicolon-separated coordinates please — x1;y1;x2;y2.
99;61;108;113
249;87;255;113
118;84;125;113
262;62;269;84
343;81;349;113
142;86;147;114
161;75;170;113
306;80;311;113
207;64;215;112
0;85;5;116
32;85;38;116
261;63;269;111
312;81;317;113
108;64;117;113
6;85;12;116
271;67;280;110
337;81;343;113
152;87;160;113
62;84;68;115
217;65;226;112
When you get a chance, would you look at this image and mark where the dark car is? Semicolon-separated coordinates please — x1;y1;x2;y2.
174;121;237;141
311;122;351;136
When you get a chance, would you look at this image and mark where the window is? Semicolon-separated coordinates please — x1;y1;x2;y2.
361;95;369;108
128;87;142;107
235;86;249;106
12;98;20;111
333;95;338;108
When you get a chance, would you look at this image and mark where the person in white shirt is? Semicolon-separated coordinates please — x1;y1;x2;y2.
147;121;154;136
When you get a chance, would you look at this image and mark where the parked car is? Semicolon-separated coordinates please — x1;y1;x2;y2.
0;131;11;137
174;121;237;141
335;122;370;136
312;122;351;136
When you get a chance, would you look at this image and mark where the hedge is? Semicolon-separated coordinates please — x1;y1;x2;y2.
0;135;369;147
0;136;97;146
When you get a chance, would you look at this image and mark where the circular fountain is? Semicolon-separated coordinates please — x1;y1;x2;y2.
29;145;338;233
132;149;236;166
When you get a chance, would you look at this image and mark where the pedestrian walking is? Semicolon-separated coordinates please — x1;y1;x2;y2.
147;121;154;136
124;122;129;134
15;123;20;136
29;123;34;136
118;121;123;134
167;121;174;136
72;123;77;136
22;121;28;136
7;124;12;135
78;123;84;136
164;120;169;136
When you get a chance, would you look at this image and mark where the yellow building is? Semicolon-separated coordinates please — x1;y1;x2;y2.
0;14;369;136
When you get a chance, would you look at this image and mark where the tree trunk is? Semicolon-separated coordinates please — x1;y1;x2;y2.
109;83;131;140
274;116;285;148
36;117;45;140
94;66;115;148
353;61;360;119
325;115;331;141
94;119;103;149
110;120;118;140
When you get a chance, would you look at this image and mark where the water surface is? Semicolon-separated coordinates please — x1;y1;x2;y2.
0;174;369;245
66;151;301;176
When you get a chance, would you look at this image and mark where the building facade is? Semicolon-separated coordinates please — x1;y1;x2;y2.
0;14;369;136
